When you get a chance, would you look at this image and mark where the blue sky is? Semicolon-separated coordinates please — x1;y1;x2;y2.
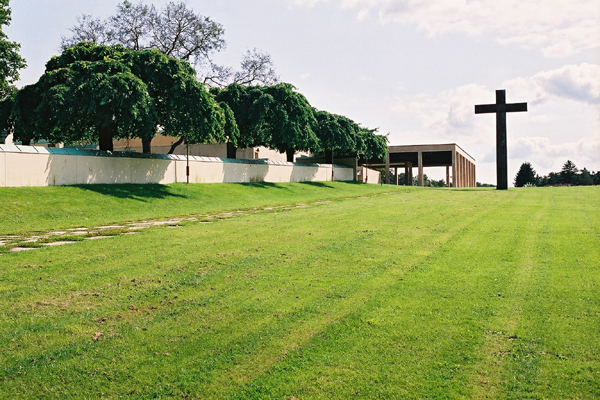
7;0;600;184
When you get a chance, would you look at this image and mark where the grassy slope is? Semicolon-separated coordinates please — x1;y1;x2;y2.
0;182;408;236
0;185;598;399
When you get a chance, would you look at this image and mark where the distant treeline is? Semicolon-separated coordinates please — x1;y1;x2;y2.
515;160;600;187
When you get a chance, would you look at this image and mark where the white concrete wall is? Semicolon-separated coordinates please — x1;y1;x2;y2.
356;167;381;184
0;150;6;187
0;146;354;187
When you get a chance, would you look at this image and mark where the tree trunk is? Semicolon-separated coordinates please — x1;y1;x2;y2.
325;149;333;164
98;123;114;152
168;136;185;154
142;137;152;154
286;148;295;163
226;141;237;159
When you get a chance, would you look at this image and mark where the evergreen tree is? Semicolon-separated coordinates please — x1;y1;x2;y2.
514;162;537;187
577;168;594;186
560;160;578;185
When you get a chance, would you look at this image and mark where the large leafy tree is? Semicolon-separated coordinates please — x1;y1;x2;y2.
0;0;26;140
312;110;361;163
261;83;318;162
514;162;537;187
0;0;25;100
13;43;225;151
356;127;388;161
213;83;317;162
211;83;275;158
62;1;278;152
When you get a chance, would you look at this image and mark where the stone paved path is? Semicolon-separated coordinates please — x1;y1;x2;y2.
1;203;313;253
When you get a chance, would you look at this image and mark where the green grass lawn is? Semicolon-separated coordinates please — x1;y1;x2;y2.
0;183;599;399
0;182;407;236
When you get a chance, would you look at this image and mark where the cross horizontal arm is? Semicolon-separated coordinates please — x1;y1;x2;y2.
505;102;528;112
474;104;497;114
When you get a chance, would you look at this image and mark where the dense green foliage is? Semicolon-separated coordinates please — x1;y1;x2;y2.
0;0;25;138
312;110;359;162
310;110;387;164
5;0;383;161
7;38;383;160
390;172;446;187
516;160;600;187
514;162;537;187
12;43;225;151
357;127;388;161
260;83;318;161
212;83;284;153
0;185;598;398
214;84;386;162
5;1;385;160
0;0;26;100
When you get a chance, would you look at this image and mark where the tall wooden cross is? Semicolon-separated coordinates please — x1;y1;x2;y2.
475;89;527;190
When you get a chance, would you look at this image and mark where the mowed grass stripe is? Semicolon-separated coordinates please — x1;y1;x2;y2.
468;190;550;399
498;188;600;399
208;193;504;397
230;190;534;398
1;189;498;398
0;182;412;236
1;187;598;399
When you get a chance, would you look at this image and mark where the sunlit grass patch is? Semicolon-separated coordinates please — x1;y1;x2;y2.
0;185;598;398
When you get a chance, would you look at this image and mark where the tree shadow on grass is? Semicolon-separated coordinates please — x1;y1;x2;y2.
451;188;493;192
73;184;187;201
300;181;367;188
298;181;336;189
236;182;290;190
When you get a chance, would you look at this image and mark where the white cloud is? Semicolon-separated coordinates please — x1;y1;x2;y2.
299;72;312;80
504;64;600;105
390;64;600;180
357;8;370;21
393;64;599;134
291;0;600;58
391;83;493;139
511;135;600;172
533;64;600;104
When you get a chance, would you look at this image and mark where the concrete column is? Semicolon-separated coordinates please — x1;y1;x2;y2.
473;162;476;187
418;151;424;186
394;167;399;185
456;154;461;187
462;155;466;187
463;156;468;187
446;165;450;187
463;156;467;187
469;162;473;187
385;151;390;184
452;151;457;188
466;161;470;187
461;155;466;187
405;162;412;185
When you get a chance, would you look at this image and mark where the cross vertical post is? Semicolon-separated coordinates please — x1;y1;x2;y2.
475;89;527;190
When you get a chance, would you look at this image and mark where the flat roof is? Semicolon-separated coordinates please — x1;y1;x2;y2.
387;143;475;163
